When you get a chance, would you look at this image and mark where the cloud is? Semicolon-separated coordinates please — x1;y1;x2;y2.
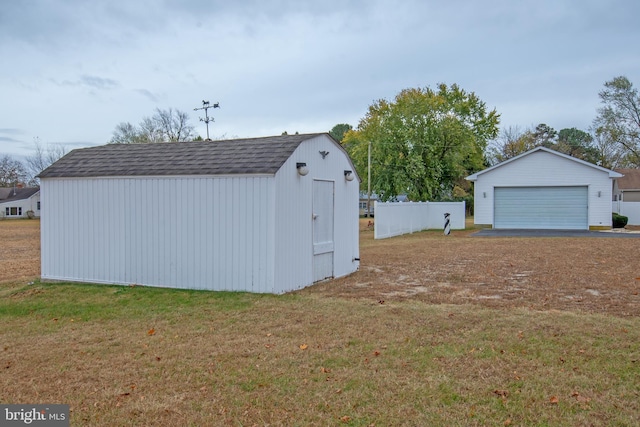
0;128;25;135
0;136;22;143
51;75;119;90
134;89;160;103
80;75;119;89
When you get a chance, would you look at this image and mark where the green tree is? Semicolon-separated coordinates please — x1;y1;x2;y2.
592;76;640;166
531;123;558;147
343;84;499;201
554;128;599;164
329;123;352;143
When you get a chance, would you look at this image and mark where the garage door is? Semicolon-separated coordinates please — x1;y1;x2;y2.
494;187;588;230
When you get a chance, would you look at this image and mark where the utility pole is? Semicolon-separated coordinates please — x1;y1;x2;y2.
367;141;372;217
194;100;220;141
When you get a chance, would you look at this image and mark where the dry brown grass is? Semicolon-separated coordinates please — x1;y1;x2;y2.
0;219;40;284
314;218;640;317
1;219;639;425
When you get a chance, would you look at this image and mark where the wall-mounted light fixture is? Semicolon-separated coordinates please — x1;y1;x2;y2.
483;192;486;198
598;191;602;198
344;170;354;181
296;162;309;176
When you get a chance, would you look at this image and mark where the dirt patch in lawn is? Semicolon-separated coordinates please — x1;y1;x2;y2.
308;220;640;317
0;219;40;284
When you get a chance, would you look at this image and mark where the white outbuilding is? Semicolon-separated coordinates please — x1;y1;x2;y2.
38;133;360;293
466;146;622;230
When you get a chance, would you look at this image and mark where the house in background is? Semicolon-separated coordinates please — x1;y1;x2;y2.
359;192;379;217
467;147;622;230
613;168;640;225
358;192;409;217
0;187;40;219
38;133;360;294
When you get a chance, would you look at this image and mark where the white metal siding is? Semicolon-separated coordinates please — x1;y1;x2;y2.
494;187;588;229
273;135;359;293
41;176;276;292
473;151;615;228
41;134;359;294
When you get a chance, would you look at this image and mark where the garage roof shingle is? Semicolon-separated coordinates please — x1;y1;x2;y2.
39;133;325;178
615;169;640;190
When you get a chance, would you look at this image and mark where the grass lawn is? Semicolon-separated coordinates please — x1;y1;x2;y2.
1;281;639;426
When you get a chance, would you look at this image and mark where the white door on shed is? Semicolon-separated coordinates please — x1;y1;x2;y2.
494;186;588;230
312;180;334;282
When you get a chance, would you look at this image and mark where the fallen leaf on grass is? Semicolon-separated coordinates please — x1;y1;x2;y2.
549;396;559;404
299;344;308;350
494;389;509;398
147;328;155;336
340;415;351;423
572;391;591;403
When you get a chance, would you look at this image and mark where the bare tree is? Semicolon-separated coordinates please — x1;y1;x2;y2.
139;117;165;143
486;126;534;165
591;126;626;169
592;76;640;166
0;155;28;187
25;140;67;184
109;108;197;144
153;108;196;142
110;122;143;144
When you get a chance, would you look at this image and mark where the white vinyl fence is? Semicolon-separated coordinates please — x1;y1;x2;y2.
374;201;466;239
612;201;640;225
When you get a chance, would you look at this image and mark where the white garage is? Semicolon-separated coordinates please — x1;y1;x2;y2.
467;147;622;230
38;133;360;293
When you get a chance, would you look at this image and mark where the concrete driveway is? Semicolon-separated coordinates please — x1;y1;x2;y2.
472;229;640;238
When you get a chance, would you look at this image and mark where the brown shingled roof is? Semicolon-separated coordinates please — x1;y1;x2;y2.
615;169;640;190
38;134;326;178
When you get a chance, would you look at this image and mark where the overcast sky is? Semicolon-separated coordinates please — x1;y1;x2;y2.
1;0;639;160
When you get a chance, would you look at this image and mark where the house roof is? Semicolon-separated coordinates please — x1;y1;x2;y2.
0;187;40;202
615;169;640;190
38;133;331;178
466;146;623;181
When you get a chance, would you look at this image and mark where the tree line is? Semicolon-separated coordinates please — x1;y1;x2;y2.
2;75;638;197
335;75;640;202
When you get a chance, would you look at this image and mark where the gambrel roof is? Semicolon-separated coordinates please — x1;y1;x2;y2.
39;133;332;178
466;146;623;181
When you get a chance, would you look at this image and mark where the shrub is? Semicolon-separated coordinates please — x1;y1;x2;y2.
612;212;628;228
